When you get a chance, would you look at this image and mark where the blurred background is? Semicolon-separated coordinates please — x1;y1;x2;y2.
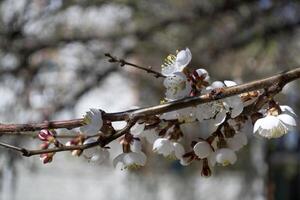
0;0;300;199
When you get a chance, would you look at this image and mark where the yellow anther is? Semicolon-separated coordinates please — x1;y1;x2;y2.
222;160;230;166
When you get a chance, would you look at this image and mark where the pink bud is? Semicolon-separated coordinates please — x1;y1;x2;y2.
40;153;54;164
38;129;55;141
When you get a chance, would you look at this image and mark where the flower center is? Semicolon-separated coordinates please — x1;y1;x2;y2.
222;160;230;166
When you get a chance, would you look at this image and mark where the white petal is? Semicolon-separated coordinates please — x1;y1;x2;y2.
215;148;237;165
211;81;225;89
196;103;215;121
214;109;227;126
162;64;177;76
175;48;192;70
80;108;103;135
277;114;296;127
203;118;219;133
140;129;159;144
177;107;197;123
253;118;263;133
153;138;174;156
83;138;97;157
280;105;297;116
131;139;142;153
90;148;109;164
225;95;243;108
173;142;185;159
259;116;280;130
258;120;288;139
230;100;244;118
124;152;147;166
193;141;212;159
164;72;191;100
224;80;237;87
113;153;126;168
180;157;191;166
130;122;145;136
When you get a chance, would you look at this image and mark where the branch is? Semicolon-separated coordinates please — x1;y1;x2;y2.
0;142;29;155
104;53;165;78
0;67;299;133
0;131;101;138
0;121;136;157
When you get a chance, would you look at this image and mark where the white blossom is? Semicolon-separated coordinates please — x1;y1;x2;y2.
153;138;185;159
83;138;109;164
253;112;296;139
113;152;147;170
196;81;244;125
161;48;192;76
80;108;103;135
214;148;237;166
164;72;191;100
193;141;212;159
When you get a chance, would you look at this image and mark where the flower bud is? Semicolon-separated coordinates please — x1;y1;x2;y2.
40;153;54;164
38;129;55;142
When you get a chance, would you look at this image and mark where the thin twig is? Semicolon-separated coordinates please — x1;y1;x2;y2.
0;131;101;139
104;53;166;78
0;67;299;133
0;142;29;155
0;120;136;157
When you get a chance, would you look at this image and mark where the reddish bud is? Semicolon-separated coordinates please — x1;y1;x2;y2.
38;129;55;142
40;153;54;164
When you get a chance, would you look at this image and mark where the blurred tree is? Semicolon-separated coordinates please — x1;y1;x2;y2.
0;0;299;200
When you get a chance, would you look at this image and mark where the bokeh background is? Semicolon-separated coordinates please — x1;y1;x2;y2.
0;0;300;200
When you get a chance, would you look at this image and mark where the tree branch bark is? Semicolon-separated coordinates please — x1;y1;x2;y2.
0;120;135;157
0;67;299;133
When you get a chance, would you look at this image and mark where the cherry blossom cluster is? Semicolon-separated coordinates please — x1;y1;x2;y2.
36;48;297;176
